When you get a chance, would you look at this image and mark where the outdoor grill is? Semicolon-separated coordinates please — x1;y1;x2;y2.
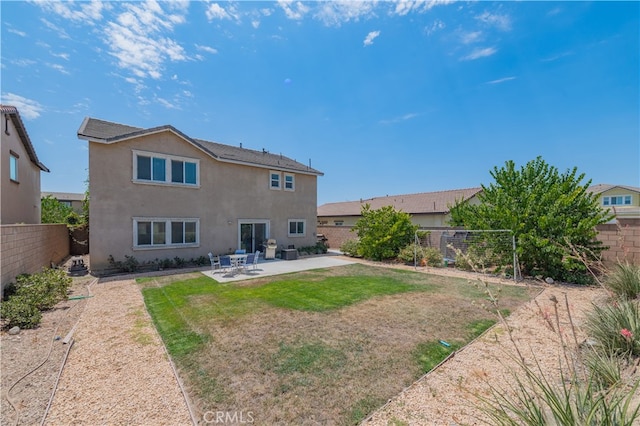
265;238;277;259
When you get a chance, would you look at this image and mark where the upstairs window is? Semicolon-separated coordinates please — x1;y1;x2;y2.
288;219;306;237
603;195;632;206
133;150;198;186
9;152;18;182
270;171;281;190
284;173;295;191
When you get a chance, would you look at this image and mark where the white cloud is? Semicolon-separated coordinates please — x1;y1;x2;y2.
205;3;233;21
425;19;445;36
8;28;27;37
252;20;260;29
486;76;516;84
461;46;497;61
314;1;377;26
1;93;44;119
196;44;219;55
392;0;453;16
277;0;310;20
40;18;70;39
460;30;483;44
52;52;70;60
11;59;37;67
36;0;106;23
104;1;189;80
475;11;511;31
47;63;70;75
363;30;381;46
379;112;420;125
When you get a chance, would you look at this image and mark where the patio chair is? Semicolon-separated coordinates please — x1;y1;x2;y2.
219;256;234;275
242;253;255;272
245;251;260;272
208;252;220;273
235;249;246;254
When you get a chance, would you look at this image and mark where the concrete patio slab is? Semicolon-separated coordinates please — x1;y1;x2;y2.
201;255;355;283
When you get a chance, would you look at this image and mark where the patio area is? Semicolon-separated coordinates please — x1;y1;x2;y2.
201;254;354;283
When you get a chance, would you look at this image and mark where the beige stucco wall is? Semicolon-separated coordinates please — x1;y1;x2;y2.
89;133;319;272
1;224;69;295
1;119;42;224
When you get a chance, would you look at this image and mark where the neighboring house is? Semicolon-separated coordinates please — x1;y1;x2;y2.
317;187;482;228
41;191;85;214
77;117;323;273
1;105;50;224
589;184;640;221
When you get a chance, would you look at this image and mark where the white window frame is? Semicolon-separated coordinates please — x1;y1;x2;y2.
9;151;18;182
288;219;306;237
132;150;200;188
284;173;295;191
334;220;344;226
603;195;632;206
133;217;200;249
269;170;281;190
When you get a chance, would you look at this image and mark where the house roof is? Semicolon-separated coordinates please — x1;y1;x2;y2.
318;187;482;217
588;184;640;194
77;117;323;176
1;105;49;172
41;191;84;201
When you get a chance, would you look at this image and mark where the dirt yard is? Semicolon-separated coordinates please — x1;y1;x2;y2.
0;258;625;425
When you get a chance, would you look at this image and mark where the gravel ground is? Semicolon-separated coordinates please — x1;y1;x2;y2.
2;259;633;426
364;282;611;425
43;277;192;425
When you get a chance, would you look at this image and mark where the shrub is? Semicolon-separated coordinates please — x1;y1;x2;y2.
606;262;640;300
422;247;444;267
0;268;71;329
353;204;418;261
340;239;360;257
397;243;424;264
1;296;42;329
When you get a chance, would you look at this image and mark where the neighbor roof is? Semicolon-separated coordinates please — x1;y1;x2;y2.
41;192;84;201
1;105;49;172
588;184;640;194
318;187;482;217
77;117;323;176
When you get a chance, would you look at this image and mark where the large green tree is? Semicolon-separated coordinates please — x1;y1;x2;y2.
353;204;418;261
41;195;75;224
449;157;612;283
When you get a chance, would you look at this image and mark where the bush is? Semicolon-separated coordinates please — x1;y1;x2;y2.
0;296;42;329
606;262;640;300
340;239;360;257
397;244;443;267
0;268;71;329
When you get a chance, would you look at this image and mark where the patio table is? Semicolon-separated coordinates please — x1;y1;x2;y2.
228;254;248;273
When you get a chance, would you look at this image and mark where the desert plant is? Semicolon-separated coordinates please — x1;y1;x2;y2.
584;300;640;357
340;239;361;257
606;262;640;300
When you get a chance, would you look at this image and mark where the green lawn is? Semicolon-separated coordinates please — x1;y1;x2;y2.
140;263;537;425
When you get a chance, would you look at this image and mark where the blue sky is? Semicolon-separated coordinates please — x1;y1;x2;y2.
2;1;638;205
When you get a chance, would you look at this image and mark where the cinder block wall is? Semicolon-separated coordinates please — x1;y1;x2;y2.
317;226;356;250
320;221;640;267
596;219;640;266
1;224;70;295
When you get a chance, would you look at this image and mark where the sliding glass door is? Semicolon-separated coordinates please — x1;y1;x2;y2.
239;221;268;253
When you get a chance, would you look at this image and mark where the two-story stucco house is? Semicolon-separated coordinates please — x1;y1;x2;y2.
1;105;49;224
78;117;323;273
589;184;640;221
